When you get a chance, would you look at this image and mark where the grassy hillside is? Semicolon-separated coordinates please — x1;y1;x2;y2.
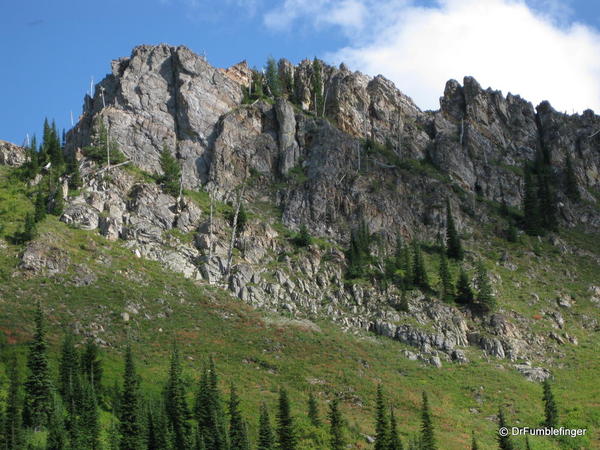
0;166;599;449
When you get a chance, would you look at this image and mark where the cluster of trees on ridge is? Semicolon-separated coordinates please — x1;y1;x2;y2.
0;304;565;450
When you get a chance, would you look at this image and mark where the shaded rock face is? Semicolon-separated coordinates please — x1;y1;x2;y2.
0;140;27;167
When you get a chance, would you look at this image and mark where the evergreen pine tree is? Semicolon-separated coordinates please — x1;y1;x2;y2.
388;408;403;450
307;392;320;427
470;431;478;450
228;383;249;450
538;173;558;232
438;249;454;302
159;144;181;197
58;332;81;415
120;344;142;450
475;261;496;313
401;245;413;290
455;268;474;306
412;241;429;291
497;408;514;450
374;385;389;450
51;189;64;216
265;57;281;98
165;344;191;450
328;396;345;450
311;58;324;116
146;401;169;450
523;165;542;236
542;380;559;428
295;224;312;247
420;392;436;450
23;301;52;430
194;361;227;450
2;356;23;450
276;388;296;450
69;159;83;190
46;395;68;450
446;199;463;260
78;379;100;450
80;337;103;399
34;191;47;223
565;154;580;201
346;221;372;279
257;403;274;450
21;212;37;243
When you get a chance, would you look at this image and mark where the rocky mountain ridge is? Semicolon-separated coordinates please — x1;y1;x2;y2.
6;43;600;379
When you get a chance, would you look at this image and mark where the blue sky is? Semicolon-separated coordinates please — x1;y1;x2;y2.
1;0;600;145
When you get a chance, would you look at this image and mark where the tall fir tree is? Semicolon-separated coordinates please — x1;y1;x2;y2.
58;332;81;415
346;221;372;279
276;388;296;450
470;431;479;450
34;191;47;223
388;408;404;450
412;241;429;291
311;58;324;116
265;57;281;98
80;338;103;398
307;392;321;427
542;380;559;428
228;384;249;450
497;408;514;450
159;144;181;197
475;262;496;313
21;212;37;243
455;268;474;306
146;400;169;450
194;361;227;450
523;165;542;236
565;154;580;201
420;392;436;450
165;344;191;450
2;356;23;450
438;249;454;302
77;379;100;450
374;385;389;450
257;403;274;450
119;344;142;450
23;301;52;430
328;396;345;450
401;244;413;290
445;199;463;260
46;395;68;450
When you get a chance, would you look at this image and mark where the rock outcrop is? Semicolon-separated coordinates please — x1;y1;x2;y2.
0;140;27;167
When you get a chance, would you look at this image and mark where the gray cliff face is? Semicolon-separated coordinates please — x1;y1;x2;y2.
0;140;27;167
31;43;598;370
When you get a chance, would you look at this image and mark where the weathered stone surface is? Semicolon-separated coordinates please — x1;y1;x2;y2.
20;241;70;275
275;99;300;175
0;140;27;167
61;204;100;230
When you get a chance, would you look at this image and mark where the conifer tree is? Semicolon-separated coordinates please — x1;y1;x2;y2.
438;249;454;302
146;401;169;450
257;403;274;450
265;57;281;98
538;174;558;232
346;221;372;279
165;344;191;450
374;385;389;450
276;388;296;450
455;268;474;306
120;344;142;450
23;301;52;429
80;338;103;398
401;244;413;290
21;212;37;243
470;431;478;450
46;395;68;450
388;408;403;450
497;408;514;450
51;189;64;216
34;191;47;223
228;384;249;450
523;165;542;236
78;379;100;450
565;154;580;201
194;361;227;450
2;356;22;450
295;224;312;247
475;262;496;313
412;241;429;291
420;392;436;450
58;332;81;415
542;380;559;428
69;159;83;190
307;392;320;427
328;396;345;450
159;144;181;197
446;199;463;260
311;58;324;116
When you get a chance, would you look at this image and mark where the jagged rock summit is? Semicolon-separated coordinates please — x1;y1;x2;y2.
8;43;600;373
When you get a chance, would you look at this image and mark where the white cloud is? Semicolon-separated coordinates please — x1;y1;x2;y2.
265;0;600;113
